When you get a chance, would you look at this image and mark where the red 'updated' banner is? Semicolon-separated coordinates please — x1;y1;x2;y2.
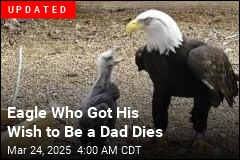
1;1;76;19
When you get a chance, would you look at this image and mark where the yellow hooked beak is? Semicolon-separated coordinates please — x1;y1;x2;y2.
126;19;144;33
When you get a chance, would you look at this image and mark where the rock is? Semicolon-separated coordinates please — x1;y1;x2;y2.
177;148;187;155
54;30;61;34
52;92;58;96
75;24;82;29
220;133;226;139
3;23;18;30
9;39;14;45
75;39;80;44
83;20;90;24
64;73;78;77
213;148;221;157
87;80;93;85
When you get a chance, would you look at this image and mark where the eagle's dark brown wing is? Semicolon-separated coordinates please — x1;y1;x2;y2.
187;45;238;107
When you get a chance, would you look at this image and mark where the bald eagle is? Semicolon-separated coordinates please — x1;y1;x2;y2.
126;10;239;147
76;48;122;150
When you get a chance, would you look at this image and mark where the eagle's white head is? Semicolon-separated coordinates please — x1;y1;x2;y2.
126;9;183;55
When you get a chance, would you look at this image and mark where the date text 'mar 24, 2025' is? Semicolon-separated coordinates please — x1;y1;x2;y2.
8;146;71;157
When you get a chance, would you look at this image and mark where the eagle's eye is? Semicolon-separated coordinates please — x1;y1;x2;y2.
139;17;152;25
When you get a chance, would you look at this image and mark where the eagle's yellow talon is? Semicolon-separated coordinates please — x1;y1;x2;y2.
155;136;168;147
192;139;212;148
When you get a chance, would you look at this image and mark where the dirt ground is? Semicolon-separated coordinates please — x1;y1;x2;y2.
1;5;239;159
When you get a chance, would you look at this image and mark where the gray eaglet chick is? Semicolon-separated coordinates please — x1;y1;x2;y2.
75;47;123;151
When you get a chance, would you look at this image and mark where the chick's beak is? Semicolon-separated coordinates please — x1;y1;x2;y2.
113;58;124;66
110;46;124;65
126;19;143;33
113;58;124;65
